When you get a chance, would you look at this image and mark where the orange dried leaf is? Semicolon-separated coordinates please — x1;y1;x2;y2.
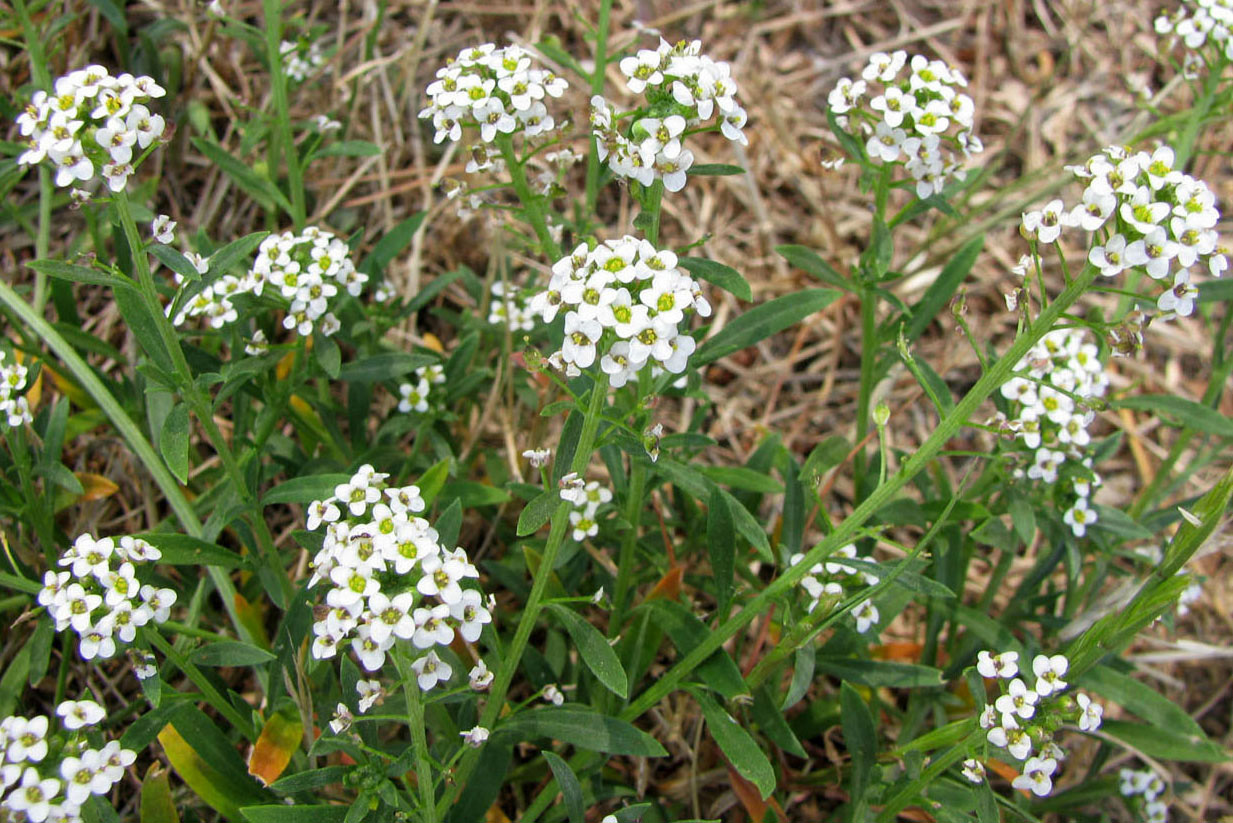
234;593;271;649
248;710;303;787
422;333;445;354
643;565;683;602
872;642;924;663
75;473;119;501
727;764;768;822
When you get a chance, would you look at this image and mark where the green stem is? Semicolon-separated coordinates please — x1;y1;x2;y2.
14;0;53;312
497;134;561;260
395;652;438;823
641;179;664;246
440;372;609;815
616;265;1100;726
144;628;257;740
608;458;647;636
8;427;55;562
853;285;878;498
262;0;306;229
583;0;614;220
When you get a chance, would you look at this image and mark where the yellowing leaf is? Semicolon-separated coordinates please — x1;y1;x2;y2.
75;473;119;501
141;763;180;823
234;593;271;650
158;724;243;820
248;710;303;787
643;566;683;603
422;332;445;353
40;362;95;409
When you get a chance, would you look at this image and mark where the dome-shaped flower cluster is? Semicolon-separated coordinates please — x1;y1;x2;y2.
281;38;325;83
826;51;982;199
788;545;881;634
1036;145;1226;319
419;43;568;147
306;465;493;688
1155;0;1233;76
0;352;33;431
0;701;135;823
976;650;1103;797
528;236;711;385
999;328;1109;537
171;226;364;338
37;534;176;662
1120;767;1169;823
559;474;613;542
590;38;747;193
15;65;165;193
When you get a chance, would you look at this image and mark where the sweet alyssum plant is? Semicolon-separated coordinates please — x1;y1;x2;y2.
0;4;1230;823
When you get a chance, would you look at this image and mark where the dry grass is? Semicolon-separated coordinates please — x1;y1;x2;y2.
2;0;1231;819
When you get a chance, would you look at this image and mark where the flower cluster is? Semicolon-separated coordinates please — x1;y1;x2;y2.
15;65;166;192
306;465;493;690
977;651;1104;796
999;328;1109;537
397;363;446;414
37;534;176;662
826;51;982;198
1120;767;1168;823
281;39;325;83
589;38;747;192
788;545;881;634
1155;0;1233;77
1029;145;1226;319
488;281;535;331
559;474;612;542
528;236;710;384
172;227;364;338
0;352;33;430
419;43;568;147
0;701;135;823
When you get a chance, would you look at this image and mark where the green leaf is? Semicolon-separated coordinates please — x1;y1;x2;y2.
826;107;865;162
141;765;180;823
159;404;191;485
518;489;561;536
751;685;806;758
240;807;348;823
721;489;773;561
137;534;249;569
1092;505;1155;541
541;751;585;823
359;212;426;277
0;643;30;718
27;620;54;687
191;641;277;667
700;466;783;495
191;138;293;214
678;258;752;301
841;682;876;809
207;233;270;279
1100;719;1230;763
707;488;735;618
1078;665;1206;740
695;289;841;367
337;352;437;383
262;474;351;506
495;707;667;756
439;481;511;508
693;690;775;799
1198;278;1233;303
314;335;341;379
640;599;747;700
902;235;983;343
814;658;943;688
28;259;137;291
416;458;451;507
1114;395;1233;438
547;604;629;699
159;706;273;820
115;285;174;373
782;643;815;711
775;245;850;290
687;163;745;176
268;766;347;794
149;245;204;282
311;140;382;159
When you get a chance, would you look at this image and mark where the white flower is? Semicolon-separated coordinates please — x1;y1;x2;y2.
542;683;565;706
853;599;879;633
1032;653;1069;696
4;716;49;763
961;758;985;784
522;448;551;468
1076;692;1103;731
329;703;353;734
1063;498;1097;537
356;680;383;714
411;651;452;691
6;767;61;822
151;214;175;244
1157;268;1197;316
976;650;1019;679
994;678;1039;720
469;659;494;690
1012;756;1057;797
56;700;105;731
460;725;489;748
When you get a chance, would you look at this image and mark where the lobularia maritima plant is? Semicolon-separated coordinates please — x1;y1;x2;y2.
0;7;1229;823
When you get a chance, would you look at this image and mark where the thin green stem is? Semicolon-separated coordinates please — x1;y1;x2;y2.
583;0;614;220
395;652;438;823
641;179;664;246
497;134;561;260
144;628;257;740
608;458;647;636
14;0;53;312
853;285;878;498
262;0;306;228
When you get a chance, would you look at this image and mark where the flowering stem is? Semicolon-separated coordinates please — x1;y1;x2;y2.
394;651;438;823
608;457;647;636
497;134;561;260
262;0;307;229
583;0;614;219
14;0;53;312
442;372;609;814
617;264;1101;726
641;179;665;246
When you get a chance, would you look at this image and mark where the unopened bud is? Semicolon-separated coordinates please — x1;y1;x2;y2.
873;403;890;427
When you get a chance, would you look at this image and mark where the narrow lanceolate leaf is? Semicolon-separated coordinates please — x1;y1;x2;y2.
775;245;850;291
191;640;277;667
159;720;270;820
542;751;585;823
695;288;841;367
1100;720;1230;763
141;764;180;823
248;709;303;787
841;683;876;809
707;488;735;618
190;138;293;213
518;489;561;536
1114;395;1233;438
546;604;629;698
692;689;775;800
262;474;351;506
678;258;753;301
28;259;138;291
902;234;984;344
494;707;666;757
136;534;249;569
158;403;191;485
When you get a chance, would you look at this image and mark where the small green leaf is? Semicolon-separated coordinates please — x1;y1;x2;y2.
268;766;347;794
141;765;181;823
541;751;585;823
547;603;629;699
314;335;340;379
678;258;752;301
262;474;351;506
240;807;348;823
159;404;191;485
191;138;293;214
815;658;943;688
751;685;806;758
359;212;426;277
416;458;451;507
775;245;850;290
137;534;249;569
337;352;437;383
495;707;667;756
782;643;815;711
693;689;775;799
696;289;841;367
841;682;876;809
641;600;746;700
1100;719;1230;763
28;259;137;290
687;163;745;176
902;235;983;344
518;489;561;536
207;232;270;279
700;466;783;495
1079;665;1206;739
191;641;277;667
149;245;204;282
439;481;511;508
707;488;735;618
1115;395;1233;438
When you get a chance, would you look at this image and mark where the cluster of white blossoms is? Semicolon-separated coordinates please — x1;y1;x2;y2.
1155;0;1233;76
172;227;364;338
528;237;710;384
1028;145;1226;319
396;363;445;415
1120;767;1168;823
0;702;135;823
305;465;493;690
826;51;982;199
15;65;165;192
788;545;881;634
589;38;747;193
0;352;33;430
37;534;176;662
976;651;1103;797
488;281;535;332
559;474;613;542
999;328;1109;537
419;43;568;147
281;39;325;83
